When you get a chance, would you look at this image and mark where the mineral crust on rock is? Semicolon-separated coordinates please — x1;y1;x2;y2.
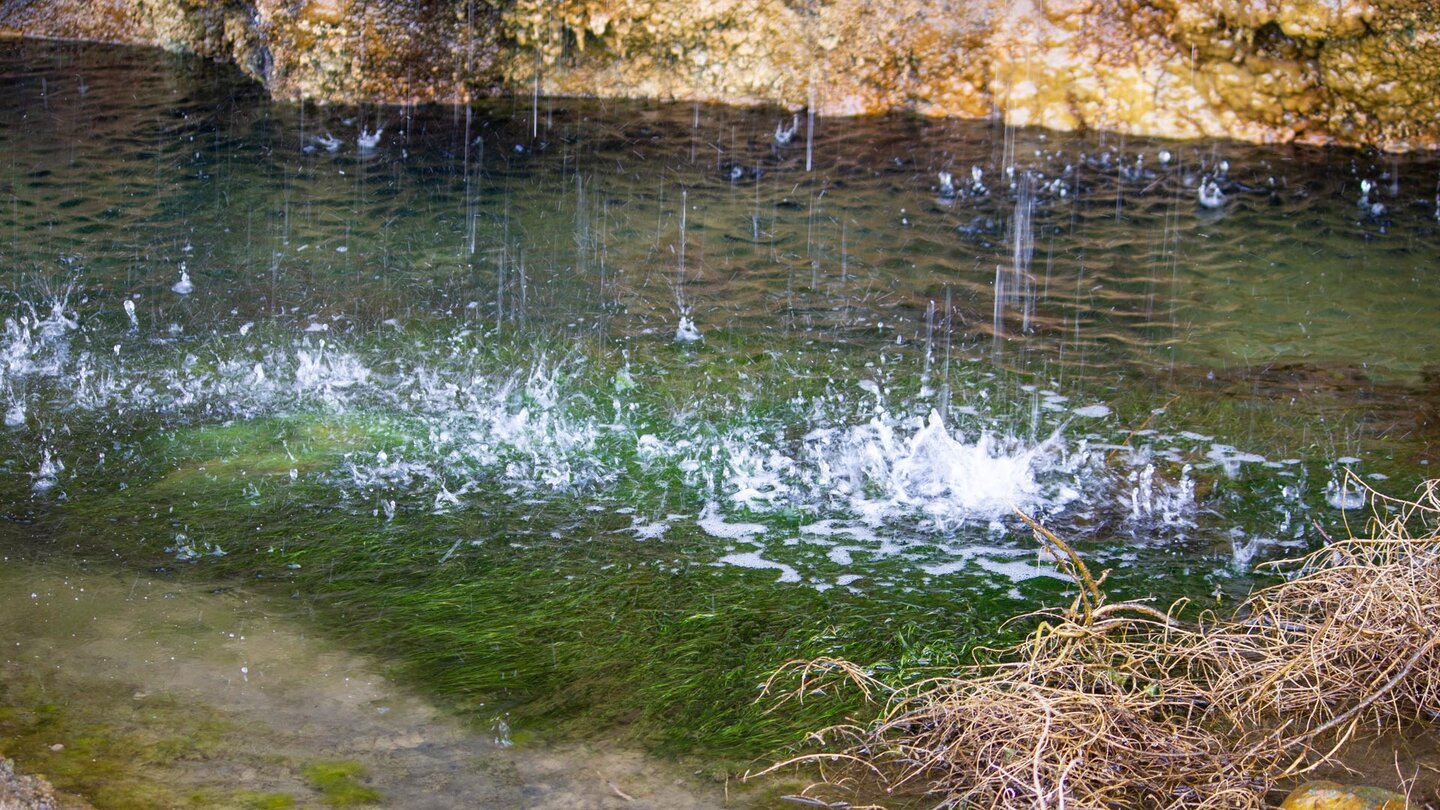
1;0;1437;148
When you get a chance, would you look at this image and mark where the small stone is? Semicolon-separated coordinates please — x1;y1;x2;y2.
1281;780;1412;810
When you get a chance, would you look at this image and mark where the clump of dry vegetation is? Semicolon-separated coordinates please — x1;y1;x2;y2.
757;477;1440;809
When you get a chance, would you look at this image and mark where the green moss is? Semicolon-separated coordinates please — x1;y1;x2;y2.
237;792;298;810
302;761;382;807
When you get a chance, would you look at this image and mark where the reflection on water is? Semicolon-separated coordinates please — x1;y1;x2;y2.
0;37;1438;804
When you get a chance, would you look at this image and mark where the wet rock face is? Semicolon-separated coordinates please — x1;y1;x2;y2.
1155;0;1440;148
245;0;504;103
1;0;1437;148
0;0;504;103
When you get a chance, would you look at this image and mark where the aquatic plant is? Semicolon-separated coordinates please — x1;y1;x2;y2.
759;476;1440;808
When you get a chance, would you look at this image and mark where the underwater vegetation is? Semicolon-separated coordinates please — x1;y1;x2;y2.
10;310;1409;785
302;761;381;808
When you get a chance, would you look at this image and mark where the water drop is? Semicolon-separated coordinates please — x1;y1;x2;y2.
172;269;194;295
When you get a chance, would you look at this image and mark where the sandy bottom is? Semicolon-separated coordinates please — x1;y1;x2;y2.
0;542;754;809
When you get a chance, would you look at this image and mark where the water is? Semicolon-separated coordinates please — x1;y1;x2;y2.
0;538;735;809
1;39;1439;804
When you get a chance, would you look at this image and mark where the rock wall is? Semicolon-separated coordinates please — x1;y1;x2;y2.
0;0;503;102
1;0;1437;148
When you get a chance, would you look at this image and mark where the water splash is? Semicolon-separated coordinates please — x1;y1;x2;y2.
674;313;702;343
30;447;63;493
1123;462;1196;528
358;125;384;150
806;409;1084;530
1324;475;1366;510
172;268;195;295
0;292;1312;592
294;342;370;402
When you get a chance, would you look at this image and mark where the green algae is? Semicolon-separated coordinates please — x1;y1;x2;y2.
49;380;1015;767
236;793;297;809
61;495;1012;768
0;673;237;809
301;761;381;807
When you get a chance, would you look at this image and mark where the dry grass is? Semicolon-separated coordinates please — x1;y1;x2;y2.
755;476;1440;809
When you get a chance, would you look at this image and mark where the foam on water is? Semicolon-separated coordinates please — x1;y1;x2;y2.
800;520;880;543
697;502;767;540
628;518;669;540
920;546;1061;582
715;551;800;583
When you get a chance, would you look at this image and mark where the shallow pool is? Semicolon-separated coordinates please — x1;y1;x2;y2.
1;37;1437;807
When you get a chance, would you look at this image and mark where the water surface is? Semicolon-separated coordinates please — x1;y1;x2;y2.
0;536;738;808
1;38;1438;805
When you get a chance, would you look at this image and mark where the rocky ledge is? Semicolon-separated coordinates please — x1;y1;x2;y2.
1;0;1437;148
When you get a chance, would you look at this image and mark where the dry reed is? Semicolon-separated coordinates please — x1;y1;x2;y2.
756;476;1440;809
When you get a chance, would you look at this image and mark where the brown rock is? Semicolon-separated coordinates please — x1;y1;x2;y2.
1;0;1438;149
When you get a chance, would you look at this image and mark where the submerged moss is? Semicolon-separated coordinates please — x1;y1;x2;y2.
302;761;381;807
42;328;1417;771
237;792;297;810
237;789;296;807
0;673;237;809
